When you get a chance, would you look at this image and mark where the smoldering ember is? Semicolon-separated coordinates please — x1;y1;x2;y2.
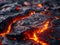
0;0;60;45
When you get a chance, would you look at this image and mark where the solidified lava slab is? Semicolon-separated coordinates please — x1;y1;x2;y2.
0;0;60;45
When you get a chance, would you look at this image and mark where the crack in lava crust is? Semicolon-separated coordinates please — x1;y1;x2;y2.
0;11;35;37
23;18;52;45
0;11;53;45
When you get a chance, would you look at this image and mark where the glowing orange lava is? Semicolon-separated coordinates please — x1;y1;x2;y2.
23;18;52;45
0;11;35;37
37;18;51;33
37;4;43;8
0;10;52;45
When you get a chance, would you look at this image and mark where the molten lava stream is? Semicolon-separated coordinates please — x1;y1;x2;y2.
23;18;52;45
0;11;35;37
0;10;52;45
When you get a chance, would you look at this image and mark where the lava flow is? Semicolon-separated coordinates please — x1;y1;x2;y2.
0;10;52;45
23;18;52;45
0;11;35;37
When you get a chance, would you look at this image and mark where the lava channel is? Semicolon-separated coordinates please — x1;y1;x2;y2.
0;11;35;37
22;18;53;45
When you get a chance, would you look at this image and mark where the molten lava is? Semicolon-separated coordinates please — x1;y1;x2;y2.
23;18;52;45
0;10;52;45
37;18;51;33
37;4;43;8
0;11;35;37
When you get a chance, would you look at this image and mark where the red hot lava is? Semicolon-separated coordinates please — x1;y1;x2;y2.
23;18;52;45
0;11;35;37
0;10;53;45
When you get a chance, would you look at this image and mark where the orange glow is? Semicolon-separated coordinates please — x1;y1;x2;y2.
33;33;38;42
23;18;52;45
38;20;49;33
30;33;48;45
40;42;49;45
0;11;35;37
37;4;43;8
0;24;12;37
30;33;39;43
0;9;52;45
40;11;45;15
13;11;35;23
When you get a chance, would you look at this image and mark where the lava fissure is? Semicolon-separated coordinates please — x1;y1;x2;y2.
22;18;53;45
0;10;52;45
0;11;35;37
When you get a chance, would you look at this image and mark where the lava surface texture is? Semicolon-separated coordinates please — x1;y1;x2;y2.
0;0;60;45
